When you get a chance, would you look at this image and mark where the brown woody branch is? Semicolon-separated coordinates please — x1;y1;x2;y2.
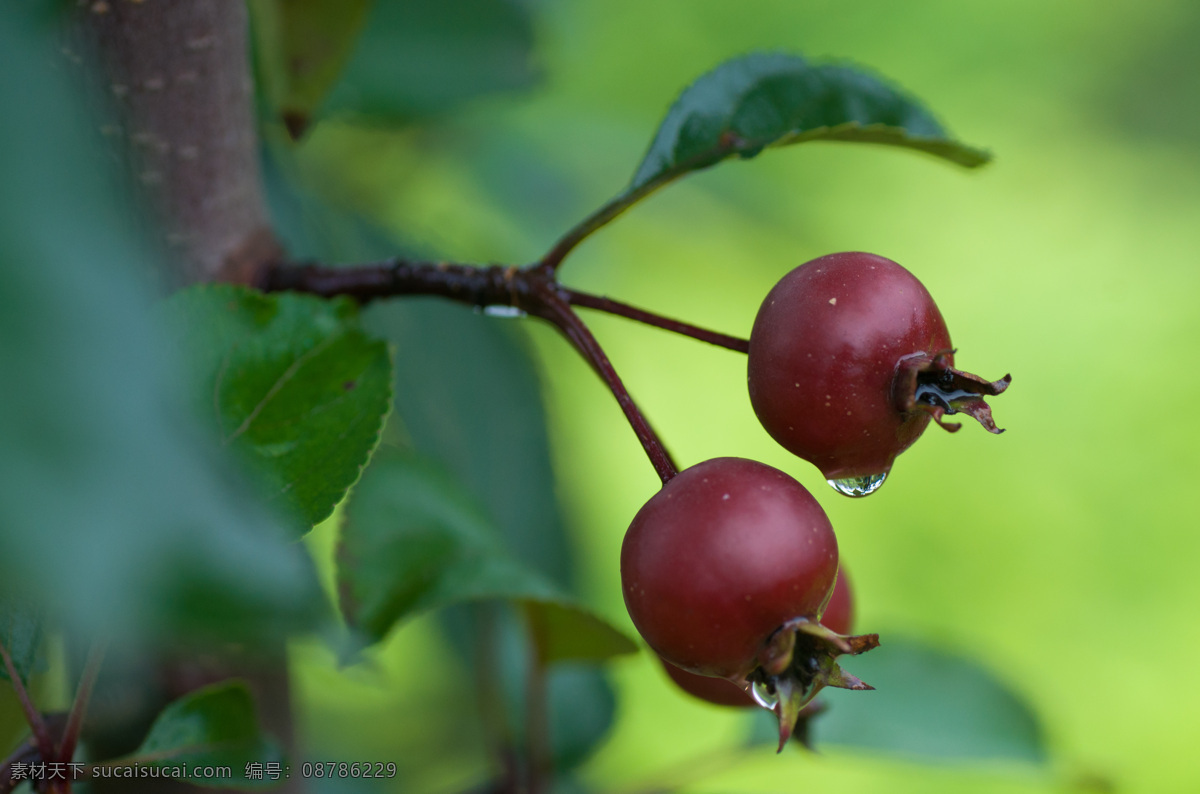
77;0;280;287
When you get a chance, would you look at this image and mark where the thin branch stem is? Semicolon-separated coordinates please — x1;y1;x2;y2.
540;191;643;272
0;639;54;762
258;259;518;306
538;141;740;272
262;259;681;483
564;288;749;353
524;618;551;794
530;286;678;483
474;605;521;791
57;640;108;763
0;739;42;794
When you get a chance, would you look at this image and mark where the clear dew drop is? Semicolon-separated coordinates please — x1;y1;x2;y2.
482;305;527;318
750;679;779;710
827;472;887;498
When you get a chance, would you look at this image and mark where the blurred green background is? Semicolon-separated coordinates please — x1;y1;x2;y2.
287;1;1200;792
7;0;1196;792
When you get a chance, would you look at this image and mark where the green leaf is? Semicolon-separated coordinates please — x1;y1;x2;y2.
161;285;393;534
749;637;1046;763
338;449;636;661
0;11;324;642
320;0;540;124
248;0;375;137
548;53;990;263
113;681;282;789
0;598;43;685
364;301;577;588
525;602;639;665
632;53;989;196
547;664;617;771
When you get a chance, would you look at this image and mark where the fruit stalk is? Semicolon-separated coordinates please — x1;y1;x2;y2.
529;285;679;483
563;288;749;352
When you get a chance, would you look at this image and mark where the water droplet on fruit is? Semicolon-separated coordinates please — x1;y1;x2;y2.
827;472;887;498
750;679;779;710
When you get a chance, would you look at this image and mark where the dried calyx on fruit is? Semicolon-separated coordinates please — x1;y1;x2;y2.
659;564;861;750
746;616;878;749
621;458;878;749
747;252;1010;496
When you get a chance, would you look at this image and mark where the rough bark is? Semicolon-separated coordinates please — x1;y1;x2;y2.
77;0;280;287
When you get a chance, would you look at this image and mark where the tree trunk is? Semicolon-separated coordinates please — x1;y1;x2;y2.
72;3;297;792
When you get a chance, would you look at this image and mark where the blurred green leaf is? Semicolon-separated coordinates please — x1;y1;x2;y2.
0;9;324;642
339;449;635;660
548;664;617;771
526;602;638;665
364;301;576;588
474;605;621;777
321;0;540;123
748;637;1046;763
114;680;282;788
161;285;392;535
0;598;43;685
248;0;374;137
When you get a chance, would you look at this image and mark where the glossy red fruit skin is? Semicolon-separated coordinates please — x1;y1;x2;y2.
747;252;952;481
821;566;854;636
621;457;839;678
659;656;757;707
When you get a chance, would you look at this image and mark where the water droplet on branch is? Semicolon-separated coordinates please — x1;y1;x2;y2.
482;305;526;318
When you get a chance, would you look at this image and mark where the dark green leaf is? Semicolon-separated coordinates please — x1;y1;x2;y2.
114;681;282;789
633;53;989;193
0;11;324;642
0;598;43;685
551;53;990;261
248;0;374;137
338;449;635;660
321;0;540;123
161;285;393;534
748;637;1046;763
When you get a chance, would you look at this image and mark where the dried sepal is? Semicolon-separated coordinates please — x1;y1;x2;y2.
894;349;1010;434
745;619;880;752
